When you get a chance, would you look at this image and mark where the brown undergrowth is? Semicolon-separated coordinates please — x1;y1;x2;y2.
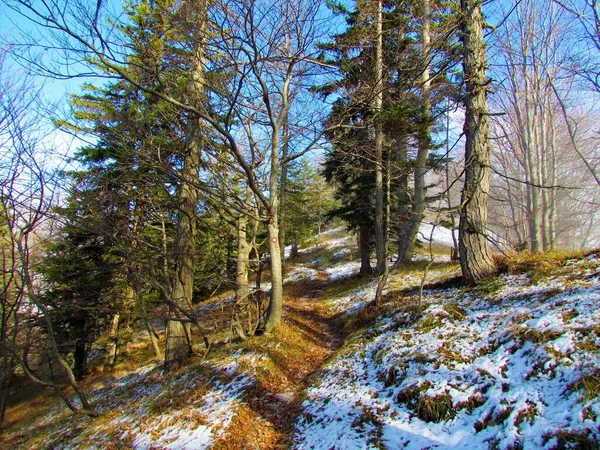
212;268;345;449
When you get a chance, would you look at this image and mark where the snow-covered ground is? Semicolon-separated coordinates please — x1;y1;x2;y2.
419;222;457;248
9;227;599;450
294;255;600;449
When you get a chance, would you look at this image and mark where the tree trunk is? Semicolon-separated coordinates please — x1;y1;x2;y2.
264;222;283;332
235;186;252;335
445;105;459;261
279;118;290;268
73;338;88;381
103;313;120;369
359;226;373;275
144;317;162;359
165;1;208;369
398;0;432;264
459;0;496;285
375;139;392;305
374;0;386;275
166;144;198;368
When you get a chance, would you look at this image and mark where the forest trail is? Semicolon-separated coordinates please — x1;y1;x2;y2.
217;269;347;449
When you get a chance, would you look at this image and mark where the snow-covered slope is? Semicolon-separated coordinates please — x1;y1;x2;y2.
5;228;599;450
293;254;600;449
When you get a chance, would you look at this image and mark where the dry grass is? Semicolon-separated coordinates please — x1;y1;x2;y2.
544;429;600;450
572;369;600;402
495;250;588;282
511;325;563;344
395;382;457;423
414;392;455;423
443;303;467;321
514;401;538;428
474;406;515;432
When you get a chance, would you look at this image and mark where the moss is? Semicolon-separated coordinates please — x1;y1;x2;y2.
476;277;505;296
417;314;443;333
443;303;467;321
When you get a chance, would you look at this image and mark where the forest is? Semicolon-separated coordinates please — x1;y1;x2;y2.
1;0;600;448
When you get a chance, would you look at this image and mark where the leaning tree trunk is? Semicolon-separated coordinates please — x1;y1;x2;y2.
459;0;496;284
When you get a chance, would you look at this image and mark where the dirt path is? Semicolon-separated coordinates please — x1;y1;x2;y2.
219;270;345;449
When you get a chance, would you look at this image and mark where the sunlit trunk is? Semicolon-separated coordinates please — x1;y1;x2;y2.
459;0;496;284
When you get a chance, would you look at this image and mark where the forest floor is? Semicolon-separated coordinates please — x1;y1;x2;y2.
2;227;600;449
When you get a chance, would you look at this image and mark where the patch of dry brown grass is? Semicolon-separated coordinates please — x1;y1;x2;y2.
495;250;588;282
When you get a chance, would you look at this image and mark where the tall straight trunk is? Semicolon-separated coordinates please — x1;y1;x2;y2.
376;143;392;305
279;118;289;267
263;109;285;333
165;1;208;369
459;0;496;284
374;0;386;275
395;130;411;263
524;63;542;251
444;105;459;260
398;0;432;263
166;142;199;368
542;92;557;251
236;186;252;313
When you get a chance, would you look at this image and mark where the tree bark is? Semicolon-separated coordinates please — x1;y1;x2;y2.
359;226;373;275
165;0;208;369
279;118;290;268
103;313;120;369
264;222;283;332
374;0;386;275
166;142;199;368
459;0;496;285
398;0;432;263
235;186;252;334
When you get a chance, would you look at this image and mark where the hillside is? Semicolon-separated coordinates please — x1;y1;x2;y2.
2;228;600;449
